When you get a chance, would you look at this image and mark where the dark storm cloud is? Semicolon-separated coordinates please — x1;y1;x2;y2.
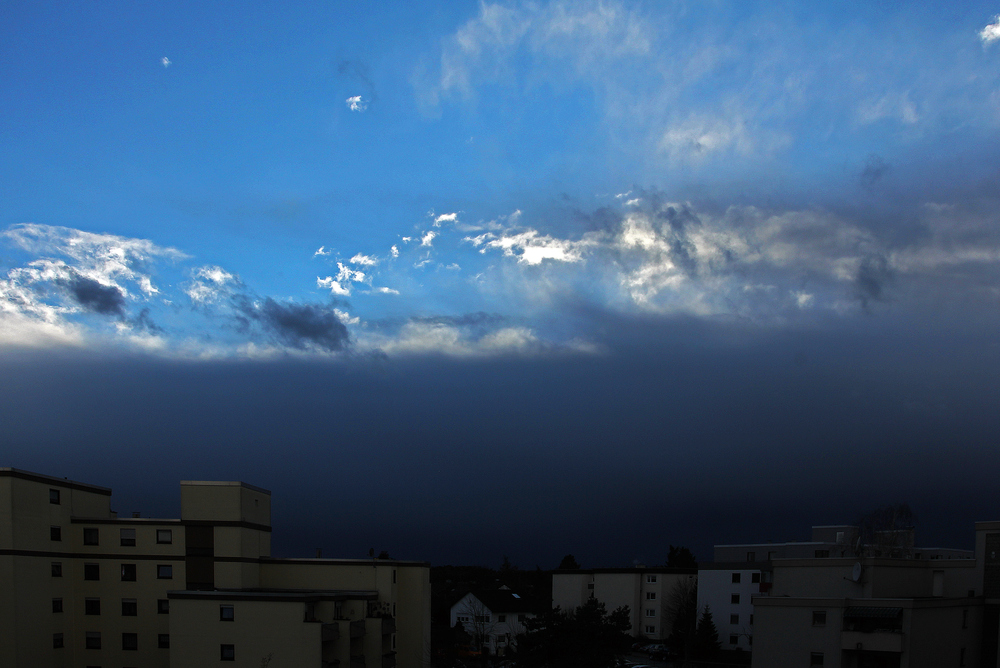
860;154;891;189
62;274;126;316
129;308;163;334
234;296;350;352
853;254;894;309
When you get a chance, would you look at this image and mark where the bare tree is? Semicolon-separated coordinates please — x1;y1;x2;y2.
460;595;498;653
856;504;916;558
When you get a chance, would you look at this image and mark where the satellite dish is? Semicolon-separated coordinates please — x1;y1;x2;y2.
852;562;862;582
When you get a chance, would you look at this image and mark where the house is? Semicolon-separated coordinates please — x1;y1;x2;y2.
449;587;538;655
0;467;430;668
552;567;697;640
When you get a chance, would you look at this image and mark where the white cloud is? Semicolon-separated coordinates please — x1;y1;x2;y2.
374;286;400;295
317;276;350;296
346;95;368;112
349;253;378;266
434;212;459;226
421;231;438;247
161;57;171;68
317;262;367;296
390;245;400;258
981;16;1000;44
314;246;331;256
465;228;592;265
334;308;360;325
659;115;753;161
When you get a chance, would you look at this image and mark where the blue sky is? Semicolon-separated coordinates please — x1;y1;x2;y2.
3;1;1000;564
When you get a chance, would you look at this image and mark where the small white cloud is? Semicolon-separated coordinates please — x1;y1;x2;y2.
334;308;360;325
793;291;814;308
317;262;367;296
421;231;437;247
349;253;378;266
161;57;171;68
615;191;632;199
445;263;461;271
625;198;642;207
390;245;400;258
375;286;400;295
434;212;459;226
414;259;432;269
981;16;1000;44
402;236;412;243
314;246;331;257
317;276;350;296
346;95;368;112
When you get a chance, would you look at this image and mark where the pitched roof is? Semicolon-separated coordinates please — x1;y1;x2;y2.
461;588;540;614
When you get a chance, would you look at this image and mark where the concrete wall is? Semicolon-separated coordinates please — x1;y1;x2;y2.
697;568;759;651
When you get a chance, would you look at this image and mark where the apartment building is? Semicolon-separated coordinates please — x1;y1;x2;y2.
0;468;430;668
552;567;697;640
700;524;974;653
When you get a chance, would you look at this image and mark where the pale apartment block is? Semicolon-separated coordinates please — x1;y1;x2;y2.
0;468;430;668
552;567;697;640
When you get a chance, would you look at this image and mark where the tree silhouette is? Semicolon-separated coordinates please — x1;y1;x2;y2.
692;606;721;659
558;554;581;569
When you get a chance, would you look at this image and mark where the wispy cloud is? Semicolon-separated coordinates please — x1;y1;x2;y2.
346;96;368;112
981;16;1000;44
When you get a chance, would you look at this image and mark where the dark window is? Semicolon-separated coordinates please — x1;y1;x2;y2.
746;551;755;562
86;632;101;649
729;634;738;645
159;634;170;649
85;598;101;615
731;594;740;604
732;573;741;583
50;489;60;504
53;633;64;648
121;563;136;581
51;562;62;577
810;652;824;666
220;605;234;621
120;528;136;546
646;591;657;600
814;550;830;558
498;614;506;622
812;611;827;626
122;632;138;651
646;575;657;583
83;528;99;546
730;614;739;624
750;614;753;624
157;564;173;579
52;598;63;613
393;569;397;584
84;563;99;580
158;599;169;614
122;599;137;616
50;526;61;541
156;529;172;544
221;644;235;661
961;647;967;666
963;609;969;629
751;572;761;583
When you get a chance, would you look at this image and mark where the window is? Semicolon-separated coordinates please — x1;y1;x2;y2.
392;634;396;650
475;615;490;623
220;605;235;621
646;592;657;600
122;633;138;651
52;598;63;613
961;647;967;666
746;551;755;562
221;644;235;661
53;632;64;648
51;562;62;577
810;652;824;666
158;599;169;614
767;551;777;560
393;569;396;584
85;598;101;615
159;634;170;649
729;634;738;645
86;632;101;649
157;564;173;579
121;563;136;581
751;572;761;583
50;526;61;541
750;614;753;624
457;616;469;623
120;528;136;546
731;594;740;604
498;614;506;622
812;611;826;626
83;528;99;546
963;609;968;629
732;573;741;584
84;563;100;580
645;625;656;634
587;582;595;590
646;575;657;583
730;614;739;625
836;531;845;543
814;550;830;558
50;488;60;504
122;599;137;616
156;529;172;544
645;609;656;617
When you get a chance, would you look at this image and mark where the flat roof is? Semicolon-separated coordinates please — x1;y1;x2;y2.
168;588;379;602
180;480;271;495
0;468;112;495
552;567;698;575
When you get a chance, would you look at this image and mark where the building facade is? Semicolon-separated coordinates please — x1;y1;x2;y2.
0;468;430;668
449;588;537;655
552;567;697;640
